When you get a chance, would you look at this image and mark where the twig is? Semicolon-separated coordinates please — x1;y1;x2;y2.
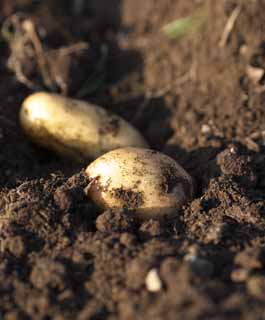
22;19;54;90
245;137;260;153
219;5;242;47
11;65;36;89
84;177;98;195
56;42;89;56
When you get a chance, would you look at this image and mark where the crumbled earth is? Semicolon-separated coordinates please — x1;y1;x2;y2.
1;0;265;319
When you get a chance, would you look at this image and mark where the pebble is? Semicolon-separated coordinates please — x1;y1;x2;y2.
145;269;163;292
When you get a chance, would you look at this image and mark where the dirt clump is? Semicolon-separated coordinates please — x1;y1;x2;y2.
96;209;136;233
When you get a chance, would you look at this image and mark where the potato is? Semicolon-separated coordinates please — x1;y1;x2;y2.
20;92;148;162
85;147;194;220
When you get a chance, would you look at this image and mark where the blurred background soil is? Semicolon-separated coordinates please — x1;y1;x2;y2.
1;1;265;319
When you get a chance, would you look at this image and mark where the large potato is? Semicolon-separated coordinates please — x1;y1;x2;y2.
85;147;194;220
20;92;148;162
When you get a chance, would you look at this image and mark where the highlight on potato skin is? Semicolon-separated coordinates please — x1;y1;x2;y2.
20;92;149;162
85;147;194;220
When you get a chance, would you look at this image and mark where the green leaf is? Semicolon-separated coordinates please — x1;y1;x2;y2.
163;8;207;39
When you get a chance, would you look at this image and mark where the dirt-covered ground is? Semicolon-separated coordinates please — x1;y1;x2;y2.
1;0;265;319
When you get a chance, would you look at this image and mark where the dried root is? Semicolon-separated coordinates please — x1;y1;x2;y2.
2;13;89;94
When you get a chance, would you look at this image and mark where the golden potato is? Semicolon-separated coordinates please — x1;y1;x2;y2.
85;147;194;220
20;92;148;162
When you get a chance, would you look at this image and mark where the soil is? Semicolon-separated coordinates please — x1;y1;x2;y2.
0;0;265;319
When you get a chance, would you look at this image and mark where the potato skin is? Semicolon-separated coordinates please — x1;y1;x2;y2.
20;92;148;162
85;147;194;220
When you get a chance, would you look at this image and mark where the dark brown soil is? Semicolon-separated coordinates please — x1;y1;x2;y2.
1;0;265;319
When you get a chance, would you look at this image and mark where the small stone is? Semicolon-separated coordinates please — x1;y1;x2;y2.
201;124;211;134
145;269;162;292
230;146;237;154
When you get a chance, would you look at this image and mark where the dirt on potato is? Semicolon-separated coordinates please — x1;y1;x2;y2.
1;0;265;319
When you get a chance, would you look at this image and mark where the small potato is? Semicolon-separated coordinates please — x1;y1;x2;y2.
20;92;148;162
85;147;194;220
